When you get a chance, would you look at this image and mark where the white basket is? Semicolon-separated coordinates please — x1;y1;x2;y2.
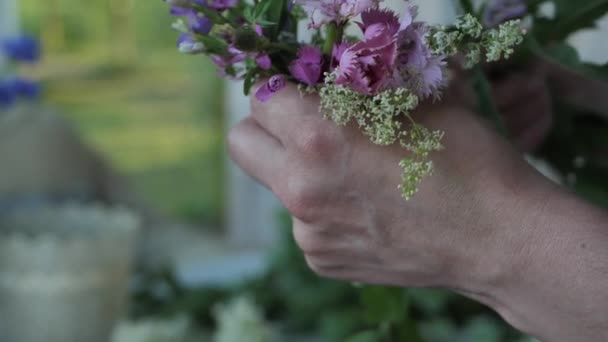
0;203;140;342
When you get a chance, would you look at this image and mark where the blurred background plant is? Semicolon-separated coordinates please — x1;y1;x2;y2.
18;0;225;225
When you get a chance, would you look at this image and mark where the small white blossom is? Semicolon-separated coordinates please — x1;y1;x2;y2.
482;20;524;62
178;41;205;54
456;13;483;39
213;296;277;342
171;19;189;33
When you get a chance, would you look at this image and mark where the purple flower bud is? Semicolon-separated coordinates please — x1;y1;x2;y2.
202;0;238;11
483;0;527;27
171;7;213;35
188;12;213;34
169;6;191;16
177;33;205;54
2;36;41;63
255;75;287;102
289;45;324;86
256;55;272;70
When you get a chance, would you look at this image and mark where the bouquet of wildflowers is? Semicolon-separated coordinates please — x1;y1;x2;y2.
165;0;524;199
0;36;41;111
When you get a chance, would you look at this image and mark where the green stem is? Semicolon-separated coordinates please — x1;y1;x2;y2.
473;66;508;136
457;0;475;14
323;22;343;55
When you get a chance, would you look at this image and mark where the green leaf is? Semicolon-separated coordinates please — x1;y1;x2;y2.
195;5;233;26
264;0;286;39
472;66;508;136
346;330;382;342
359;286;408;325
551;0;608;40
254;0;273;20
457;0;475;14
526;36;608;82
197;35;228;55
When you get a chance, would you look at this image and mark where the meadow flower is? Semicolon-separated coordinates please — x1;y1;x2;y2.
483;0;527;27
297;0;380;28
2;36;40;63
390;4;446;99
334;8;401;95
289;46;324;86
177;33;205;54
170;7;213;35
255;75;287;102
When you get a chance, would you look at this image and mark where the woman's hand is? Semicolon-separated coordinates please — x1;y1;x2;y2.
229;84;608;342
229;84;543;291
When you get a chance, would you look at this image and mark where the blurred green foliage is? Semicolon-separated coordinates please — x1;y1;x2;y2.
131;213;533;341
18;0;225;225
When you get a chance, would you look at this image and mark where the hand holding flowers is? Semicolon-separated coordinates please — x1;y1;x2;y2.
165;0;525;199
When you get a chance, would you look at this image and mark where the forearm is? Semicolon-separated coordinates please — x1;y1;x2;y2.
473;175;608;341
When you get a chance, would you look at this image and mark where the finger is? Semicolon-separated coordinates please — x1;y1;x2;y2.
250;82;322;144
511;101;553;152
227;117;285;189
503;90;551;134
493;73;545;109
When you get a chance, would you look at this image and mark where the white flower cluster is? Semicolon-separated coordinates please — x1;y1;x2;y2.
428;15;524;68
482;20;525;62
213;296;278;342
319;72;443;199
111;315;193;342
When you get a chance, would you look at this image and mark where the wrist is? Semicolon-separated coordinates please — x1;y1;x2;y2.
459;171;608;341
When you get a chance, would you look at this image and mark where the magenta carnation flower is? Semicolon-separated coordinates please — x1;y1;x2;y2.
297;0;380;28
331;42;350;70
335;31;398;95
333;8;404;95
255;75;287;102
289;46;325;86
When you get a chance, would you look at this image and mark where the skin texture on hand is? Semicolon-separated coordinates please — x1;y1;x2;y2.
228;84;608;342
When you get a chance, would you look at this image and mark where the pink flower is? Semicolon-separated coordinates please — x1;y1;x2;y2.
334;8;402;95
335;30;397;95
359;8;400;37
297;0;380;28
255;75;287;102
289;46;324;86
389;3;446;99
331;42;350;70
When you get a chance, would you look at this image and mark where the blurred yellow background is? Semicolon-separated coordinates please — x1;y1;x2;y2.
20;0;225;225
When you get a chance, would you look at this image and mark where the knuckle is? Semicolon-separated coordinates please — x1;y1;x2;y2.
226;121;247;157
293;225;323;255
280;178;321;220
293;121;336;158
304;255;332;277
